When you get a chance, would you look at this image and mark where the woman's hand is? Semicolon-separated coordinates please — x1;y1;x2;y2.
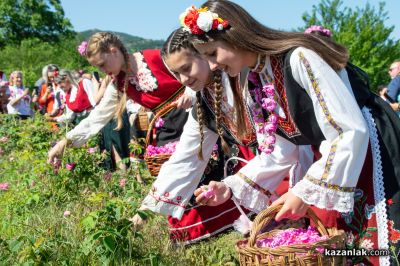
175;94;194;109
194;181;232;206
47;138;68;164
270;191;309;222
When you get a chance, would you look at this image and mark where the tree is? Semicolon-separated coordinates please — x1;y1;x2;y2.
301;0;400;90
0;0;74;47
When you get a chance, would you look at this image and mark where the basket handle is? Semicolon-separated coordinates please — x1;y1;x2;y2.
145;103;178;147
248;204;329;247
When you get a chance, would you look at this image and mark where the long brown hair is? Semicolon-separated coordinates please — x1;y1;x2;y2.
191;0;348;71
162;28;247;158
86;32;131;129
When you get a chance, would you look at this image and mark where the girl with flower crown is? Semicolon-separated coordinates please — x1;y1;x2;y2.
134;27;266;244
160;1;400;264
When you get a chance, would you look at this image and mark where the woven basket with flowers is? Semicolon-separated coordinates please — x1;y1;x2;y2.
144;103;178;176
236;204;346;266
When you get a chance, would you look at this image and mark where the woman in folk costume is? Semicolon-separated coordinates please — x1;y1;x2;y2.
47;32;193;166
49;69;96;124
135;27;260;244
185;1;399;264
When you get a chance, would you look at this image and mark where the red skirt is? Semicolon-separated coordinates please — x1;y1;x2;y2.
167;145;254;244
309;144;397;265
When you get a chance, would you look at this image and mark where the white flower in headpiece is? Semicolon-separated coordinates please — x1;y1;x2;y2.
197;11;214;32
179;9;189;27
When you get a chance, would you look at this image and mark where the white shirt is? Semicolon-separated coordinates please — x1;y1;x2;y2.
141;47;369;219
7;86;32;116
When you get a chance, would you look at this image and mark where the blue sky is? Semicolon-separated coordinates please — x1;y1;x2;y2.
60;0;400;41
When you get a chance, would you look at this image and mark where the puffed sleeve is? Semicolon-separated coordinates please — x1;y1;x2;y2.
66;82;120;147
289;47;369;213
141;111;219;219
223;135;311;213
82;78;97;107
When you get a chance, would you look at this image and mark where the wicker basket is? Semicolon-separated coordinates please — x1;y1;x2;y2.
144;103;177;176
135;107;151;131
236;204;346;266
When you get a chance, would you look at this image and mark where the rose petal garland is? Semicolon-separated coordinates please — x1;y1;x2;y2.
248;71;279;155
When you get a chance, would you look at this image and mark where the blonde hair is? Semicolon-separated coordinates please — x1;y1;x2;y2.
192;0;348;71
10;71;23;86
54;69;78;88
86;32;130;130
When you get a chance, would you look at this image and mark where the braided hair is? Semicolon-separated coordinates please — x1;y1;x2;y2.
86;32;131;130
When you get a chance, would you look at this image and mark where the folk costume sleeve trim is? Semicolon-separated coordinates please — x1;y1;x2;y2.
223;134;310;213
66;83;120;147
289;48;369;213
141;111;219;219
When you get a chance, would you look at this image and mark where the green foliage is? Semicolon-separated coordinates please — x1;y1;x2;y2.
0;0;74;47
301;0;400;90
0;114;240;265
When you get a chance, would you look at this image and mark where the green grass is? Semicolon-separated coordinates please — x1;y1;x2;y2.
0;114;241;265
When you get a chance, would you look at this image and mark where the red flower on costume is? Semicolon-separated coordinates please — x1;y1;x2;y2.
388;220;400;243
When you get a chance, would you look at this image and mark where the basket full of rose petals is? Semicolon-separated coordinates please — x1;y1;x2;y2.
236;204;346;266
144;103;178;176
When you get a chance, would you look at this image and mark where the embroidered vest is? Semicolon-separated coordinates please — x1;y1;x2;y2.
118;49;185;114
66;80;92;113
192;74;257;148
276;49;371;145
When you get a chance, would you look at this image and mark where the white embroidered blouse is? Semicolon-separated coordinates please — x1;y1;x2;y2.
141;47;369;219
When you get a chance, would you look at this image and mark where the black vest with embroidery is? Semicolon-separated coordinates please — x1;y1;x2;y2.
275;49;371;145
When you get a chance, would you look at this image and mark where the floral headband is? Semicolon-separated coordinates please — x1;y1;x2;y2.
304;25;332;38
78;41;88;56
179;6;229;35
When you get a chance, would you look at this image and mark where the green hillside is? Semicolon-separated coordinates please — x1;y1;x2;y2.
77;29;165;52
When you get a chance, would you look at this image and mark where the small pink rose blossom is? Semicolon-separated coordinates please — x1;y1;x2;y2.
65;163;76;171
78;41;88;56
63;210;71;217
265;135;276;145
119;178;127;188
87;147;97;154
0;183;9;191
155;117;165;128
0;136;9;142
262;84;275;97
262;98;277;112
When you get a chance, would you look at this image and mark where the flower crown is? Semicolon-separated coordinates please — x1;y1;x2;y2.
304;25;332;38
78;41;88;56
179;6;229;35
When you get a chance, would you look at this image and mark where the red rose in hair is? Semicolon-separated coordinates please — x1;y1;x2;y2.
191;24;204;35
388;198;394;205
184;8;199;28
212;19;219;30
222;20;229;28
